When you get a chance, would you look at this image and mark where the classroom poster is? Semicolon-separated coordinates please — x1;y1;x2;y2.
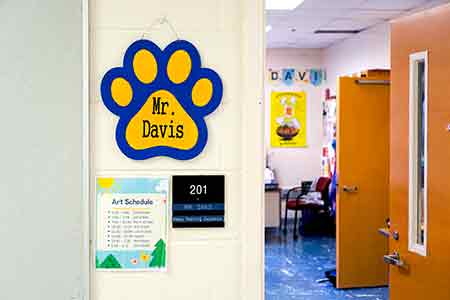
270;91;307;148
96;176;169;271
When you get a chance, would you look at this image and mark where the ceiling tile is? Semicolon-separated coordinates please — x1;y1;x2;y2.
348;9;406;20
360;0;429;10
298;0;367;9
282;16;333;32
300;33;353;43
266;26;305;44
290;8;350;18
267;13;335;34
266;10;290;18
266;14;286;26
296;33;352;47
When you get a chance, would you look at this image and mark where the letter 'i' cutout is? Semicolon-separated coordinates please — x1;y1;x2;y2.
101;40;223;160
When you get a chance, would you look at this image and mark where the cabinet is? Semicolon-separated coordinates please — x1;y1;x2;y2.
265;186;280;228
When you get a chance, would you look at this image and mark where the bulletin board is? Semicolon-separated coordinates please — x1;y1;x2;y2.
270;91;307;148
95;176;169;271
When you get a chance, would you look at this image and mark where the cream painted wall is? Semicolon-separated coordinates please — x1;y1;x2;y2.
322;23;391;95
90;1;263;300
265;48;324;189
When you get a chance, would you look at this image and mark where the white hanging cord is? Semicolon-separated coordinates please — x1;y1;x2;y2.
141;16;180;40
138;17;228;106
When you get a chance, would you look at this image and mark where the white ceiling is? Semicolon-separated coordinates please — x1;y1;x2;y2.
266;0;449;48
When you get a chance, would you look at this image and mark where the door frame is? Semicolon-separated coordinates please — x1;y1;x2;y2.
82;1;265;300
240;1;265;299
82;0;91;299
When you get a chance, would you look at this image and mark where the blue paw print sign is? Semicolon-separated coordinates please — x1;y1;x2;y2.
101;39;223;160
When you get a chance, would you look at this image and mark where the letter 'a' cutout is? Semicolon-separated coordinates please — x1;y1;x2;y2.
100;39;223;160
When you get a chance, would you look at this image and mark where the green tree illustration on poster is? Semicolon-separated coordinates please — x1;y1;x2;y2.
99;254;122;269
149;239;166;268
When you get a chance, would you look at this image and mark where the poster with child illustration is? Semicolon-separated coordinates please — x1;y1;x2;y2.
270;91;307;148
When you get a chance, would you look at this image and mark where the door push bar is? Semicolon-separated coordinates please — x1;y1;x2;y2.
355;79;390;85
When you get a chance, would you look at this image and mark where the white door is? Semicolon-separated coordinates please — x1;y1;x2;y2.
89;0;264;300
0;1;88;299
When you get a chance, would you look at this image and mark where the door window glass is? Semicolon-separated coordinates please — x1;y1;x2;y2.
409;51;428;256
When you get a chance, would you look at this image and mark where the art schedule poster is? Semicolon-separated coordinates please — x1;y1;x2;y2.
270;91;307;148
96;176;169;271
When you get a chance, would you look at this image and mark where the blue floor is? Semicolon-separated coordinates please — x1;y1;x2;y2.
265;227;389;300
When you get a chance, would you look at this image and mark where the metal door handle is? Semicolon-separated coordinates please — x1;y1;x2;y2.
378;228;399;240
342;185;358;193
383;252;404;267
378;228;390;237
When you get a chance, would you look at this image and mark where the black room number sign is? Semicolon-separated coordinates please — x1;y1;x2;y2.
172;175;225;228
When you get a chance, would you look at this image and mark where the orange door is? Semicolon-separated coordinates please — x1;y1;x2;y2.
336;73;390;288
389;5;450;300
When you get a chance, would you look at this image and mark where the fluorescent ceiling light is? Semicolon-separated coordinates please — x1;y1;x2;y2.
266;0;305;10
266;25;272;32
